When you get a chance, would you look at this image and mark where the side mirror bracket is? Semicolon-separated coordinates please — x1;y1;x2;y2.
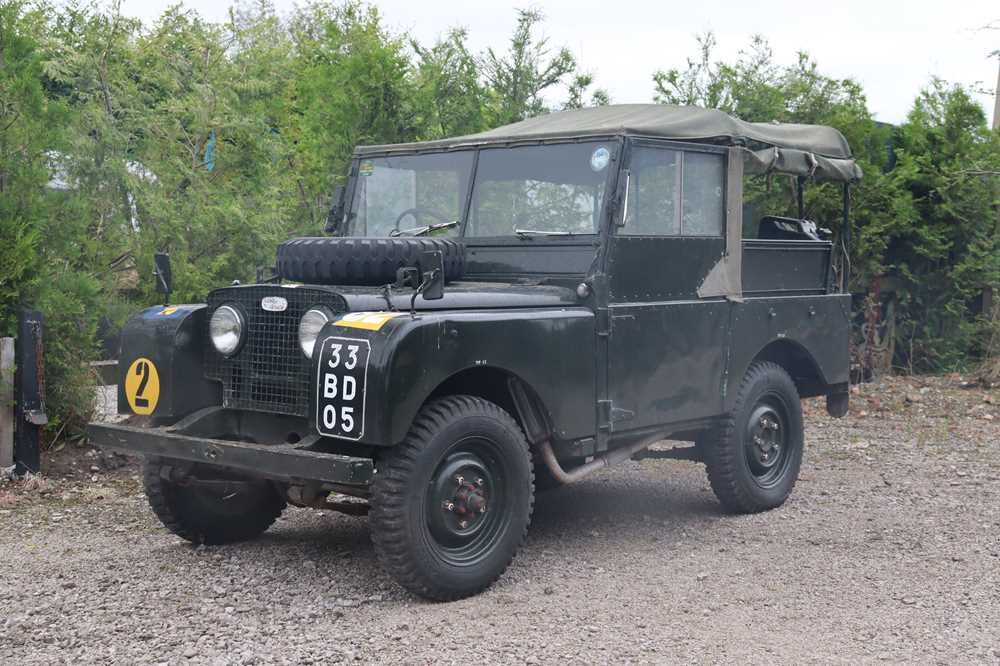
324;185;346;234
418;251;445;302
153;252;172;304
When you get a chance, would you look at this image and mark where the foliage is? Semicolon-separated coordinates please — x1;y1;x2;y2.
2;3;998;437
656;34;1000;373
0;0;609;435
479;9;579;126
0;0;50;337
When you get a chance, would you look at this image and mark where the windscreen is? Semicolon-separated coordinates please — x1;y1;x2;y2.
466;142;613;237
346;152;474;237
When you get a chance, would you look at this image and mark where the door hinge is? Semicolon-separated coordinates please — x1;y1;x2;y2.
611;406;635;423
598;399;635;432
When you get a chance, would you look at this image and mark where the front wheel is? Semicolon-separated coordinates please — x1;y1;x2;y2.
143;460;286;545
370;396;534;601
701;362;804;513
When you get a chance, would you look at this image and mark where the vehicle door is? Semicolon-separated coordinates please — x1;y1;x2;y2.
604;140;734;433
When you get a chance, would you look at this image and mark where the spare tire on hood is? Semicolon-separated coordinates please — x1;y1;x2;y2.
275;237;466;286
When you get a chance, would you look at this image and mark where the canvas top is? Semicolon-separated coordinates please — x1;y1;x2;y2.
356;104;862;181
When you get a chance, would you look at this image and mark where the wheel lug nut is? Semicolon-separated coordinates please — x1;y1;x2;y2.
479;505;487;514
475;477;484;486
442;501;455;511
455;475;464;485
458;520;468;529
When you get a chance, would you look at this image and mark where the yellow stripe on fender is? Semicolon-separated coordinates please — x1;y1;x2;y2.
334;311;403;331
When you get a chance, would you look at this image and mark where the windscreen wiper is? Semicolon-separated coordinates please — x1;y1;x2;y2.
390;220;458;237
513;228;574;237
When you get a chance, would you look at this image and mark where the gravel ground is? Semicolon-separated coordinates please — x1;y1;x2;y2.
2;376;999;664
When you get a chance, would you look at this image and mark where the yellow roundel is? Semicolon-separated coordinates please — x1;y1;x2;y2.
124;357;160;415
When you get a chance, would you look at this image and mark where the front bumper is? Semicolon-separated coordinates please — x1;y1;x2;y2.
87;407;374;486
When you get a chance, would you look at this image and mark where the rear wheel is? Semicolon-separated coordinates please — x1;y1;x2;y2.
701;362;804;513
143;460;286;545
370;396;534;601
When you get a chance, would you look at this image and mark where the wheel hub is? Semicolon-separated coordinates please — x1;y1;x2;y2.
428;451;497;547
747;404;785;474
442;476;489;528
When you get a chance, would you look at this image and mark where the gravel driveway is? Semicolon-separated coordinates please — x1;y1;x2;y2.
2;377;999;664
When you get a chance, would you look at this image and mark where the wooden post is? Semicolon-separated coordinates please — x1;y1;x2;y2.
0;338;13;468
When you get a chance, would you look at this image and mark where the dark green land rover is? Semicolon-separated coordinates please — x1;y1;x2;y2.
89;104;861;600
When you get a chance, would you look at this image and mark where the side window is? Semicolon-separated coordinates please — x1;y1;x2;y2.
623;147;725;237
682;152;725;236
624;148;679;235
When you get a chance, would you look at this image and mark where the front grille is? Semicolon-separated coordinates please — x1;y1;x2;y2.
205;286;342;417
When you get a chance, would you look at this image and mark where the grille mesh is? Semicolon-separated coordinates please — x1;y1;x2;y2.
205;286;341;417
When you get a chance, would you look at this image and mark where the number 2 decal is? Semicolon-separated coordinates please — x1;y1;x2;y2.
134;361;150;407
125;357;160;415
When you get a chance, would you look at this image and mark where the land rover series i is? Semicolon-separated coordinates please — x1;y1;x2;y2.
89;104;861;600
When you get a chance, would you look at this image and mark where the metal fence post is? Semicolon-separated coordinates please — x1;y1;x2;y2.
14;309;46;475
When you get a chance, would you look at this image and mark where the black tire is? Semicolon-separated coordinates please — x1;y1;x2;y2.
143;460;286;545
370;396;534;601
276;237;466;286
701;361;804;514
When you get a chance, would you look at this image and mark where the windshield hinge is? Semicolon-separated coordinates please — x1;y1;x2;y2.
596;308;611;337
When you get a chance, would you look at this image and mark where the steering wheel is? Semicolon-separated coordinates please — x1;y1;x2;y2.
393;207;452;233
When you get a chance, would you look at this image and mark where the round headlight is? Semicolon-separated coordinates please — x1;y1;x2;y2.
299;307;333;358
209;305;244;356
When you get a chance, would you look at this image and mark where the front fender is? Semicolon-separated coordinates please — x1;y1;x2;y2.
310;308;596;446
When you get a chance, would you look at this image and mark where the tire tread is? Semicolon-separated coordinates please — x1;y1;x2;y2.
369;395;534;601
702;361;803;514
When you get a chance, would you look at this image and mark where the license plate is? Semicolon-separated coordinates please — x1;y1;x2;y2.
315;336;370;440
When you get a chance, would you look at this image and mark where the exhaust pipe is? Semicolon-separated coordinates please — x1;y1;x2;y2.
538;436;661;485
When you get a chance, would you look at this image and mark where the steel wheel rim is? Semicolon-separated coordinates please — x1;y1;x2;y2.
744;393;792;488
423;435;511;567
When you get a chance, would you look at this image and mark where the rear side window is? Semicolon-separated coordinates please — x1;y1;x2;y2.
624;147;725;236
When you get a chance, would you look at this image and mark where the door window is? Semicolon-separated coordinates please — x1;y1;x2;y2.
624;147;725;236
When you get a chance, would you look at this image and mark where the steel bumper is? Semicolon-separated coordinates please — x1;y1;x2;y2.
87;421;374;486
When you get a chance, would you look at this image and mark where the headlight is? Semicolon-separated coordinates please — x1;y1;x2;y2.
299;307;333;358
209;304;244;356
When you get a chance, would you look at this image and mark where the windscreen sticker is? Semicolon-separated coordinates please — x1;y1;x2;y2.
334;311;402;331
359;160;375;176
590;146;610;172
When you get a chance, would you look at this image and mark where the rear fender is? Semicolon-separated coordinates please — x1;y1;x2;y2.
726;294;850;410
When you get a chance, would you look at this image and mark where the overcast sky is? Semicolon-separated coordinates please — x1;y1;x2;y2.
116;0;999;125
